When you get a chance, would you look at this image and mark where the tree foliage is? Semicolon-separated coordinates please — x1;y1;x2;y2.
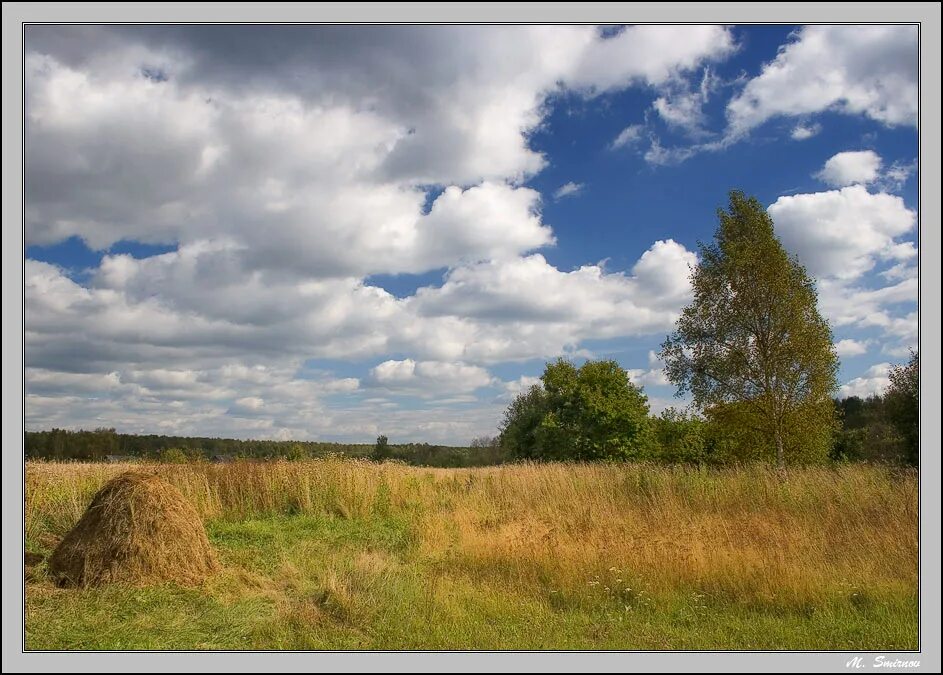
830;351;918;467
831;395;906;464
372;435;390;462
499;358;652;461
650;408;709;464
285;443;310;461
885;350;919;465
498;383;549;460
660;191;839;466
160;447;189;464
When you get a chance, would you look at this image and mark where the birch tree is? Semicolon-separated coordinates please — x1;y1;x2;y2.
660;191;839;467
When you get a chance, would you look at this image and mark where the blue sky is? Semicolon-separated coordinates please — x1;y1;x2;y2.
24;25;919;443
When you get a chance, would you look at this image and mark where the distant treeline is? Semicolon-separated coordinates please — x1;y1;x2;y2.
23;428;511;468
24;349;917;469
25;379;917;469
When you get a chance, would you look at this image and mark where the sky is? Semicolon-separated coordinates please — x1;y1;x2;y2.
24;24;919;444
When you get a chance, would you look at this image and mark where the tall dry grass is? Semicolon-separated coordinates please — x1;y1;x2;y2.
25;459;917;610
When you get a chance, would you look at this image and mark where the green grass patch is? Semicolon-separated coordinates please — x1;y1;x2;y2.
26;513;917;650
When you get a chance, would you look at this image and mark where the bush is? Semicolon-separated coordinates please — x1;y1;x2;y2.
831;427;874;463
284;443;309;461
161;448;189;464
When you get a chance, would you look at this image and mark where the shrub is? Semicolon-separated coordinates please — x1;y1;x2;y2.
161;448;189;464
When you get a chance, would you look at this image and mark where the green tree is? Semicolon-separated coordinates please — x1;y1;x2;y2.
372;435;390;462
832;395;905;464
651;408;710;464
498;384;550;460
499;358;652;461
660;191;839;467
885;350;919;465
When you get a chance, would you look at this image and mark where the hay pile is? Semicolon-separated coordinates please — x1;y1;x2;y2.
48;471;219;587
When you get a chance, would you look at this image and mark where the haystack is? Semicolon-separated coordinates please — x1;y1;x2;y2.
48;471;218;587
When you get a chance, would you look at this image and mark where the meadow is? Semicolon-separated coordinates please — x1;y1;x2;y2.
25;459;918;650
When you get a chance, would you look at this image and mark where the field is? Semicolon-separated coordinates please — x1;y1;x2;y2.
24;460;918;650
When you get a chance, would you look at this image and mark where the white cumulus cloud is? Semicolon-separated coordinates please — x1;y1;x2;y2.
839;363;891;399
367;359;495;397
815;150;883;187
834;339;870;358
726;25;917;137
768;185;915;280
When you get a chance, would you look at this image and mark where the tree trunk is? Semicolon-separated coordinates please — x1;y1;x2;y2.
775;428;785;470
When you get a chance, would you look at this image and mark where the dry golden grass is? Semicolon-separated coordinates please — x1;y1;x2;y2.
26;459;917;611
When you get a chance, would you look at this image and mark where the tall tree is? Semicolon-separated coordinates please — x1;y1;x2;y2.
660;191;839;467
